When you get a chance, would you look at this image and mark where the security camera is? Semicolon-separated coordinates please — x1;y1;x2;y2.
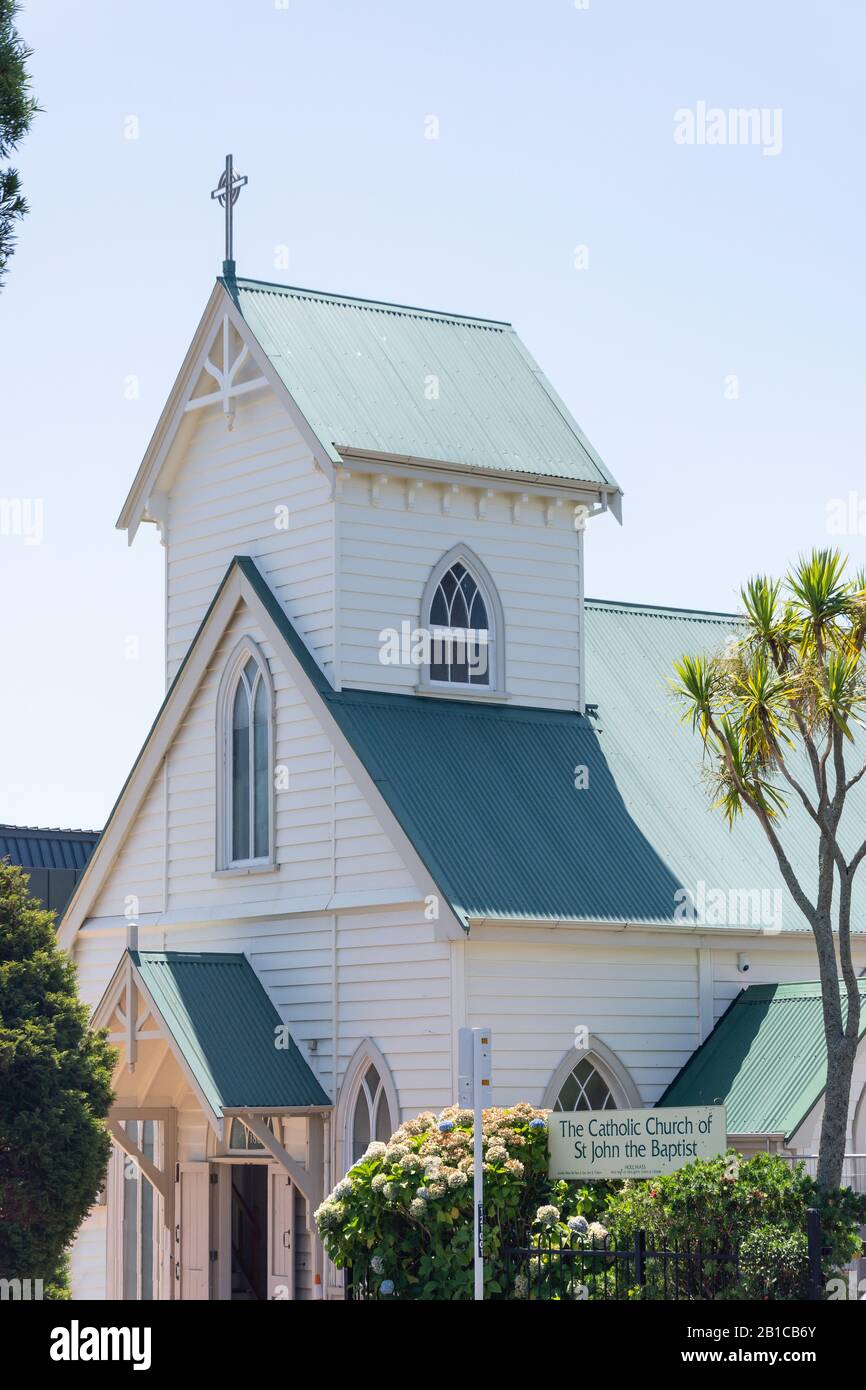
737;953;750;974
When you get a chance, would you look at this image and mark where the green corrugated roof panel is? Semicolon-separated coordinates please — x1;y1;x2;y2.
224;277;618;488
131;950;330;1113
659;981;866;1138
237;556;866;931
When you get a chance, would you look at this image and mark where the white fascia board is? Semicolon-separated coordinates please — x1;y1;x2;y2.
335;446;620;510
117;285;337;541
464;916;855;948
117;283;226;539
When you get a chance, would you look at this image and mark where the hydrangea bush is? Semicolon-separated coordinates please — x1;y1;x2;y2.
315;1104;555;1299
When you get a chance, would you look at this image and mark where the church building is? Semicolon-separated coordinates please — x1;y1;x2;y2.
63;264;866;1300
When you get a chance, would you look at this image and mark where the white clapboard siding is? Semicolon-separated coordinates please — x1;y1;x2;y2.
90;770;165;921
70;1206;107;1300
464;939;701;1107
711;941;866;1022
165;388;335;683
85;600;422;930
336;472;582;708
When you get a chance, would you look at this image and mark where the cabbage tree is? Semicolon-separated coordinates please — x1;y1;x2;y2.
672;549;866;1190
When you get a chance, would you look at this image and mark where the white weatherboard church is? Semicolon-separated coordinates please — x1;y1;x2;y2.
64;241;866;1300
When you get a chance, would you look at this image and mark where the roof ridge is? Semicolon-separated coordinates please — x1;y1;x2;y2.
223;275;512;329
586;596;740;621
0;823;100;837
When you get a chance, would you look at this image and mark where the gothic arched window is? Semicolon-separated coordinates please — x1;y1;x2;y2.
542;1041;640;1114
351;1062;394;1164
338;1041;400;1173
419;546;505;693
552;1056;616;1111
216;639;274;869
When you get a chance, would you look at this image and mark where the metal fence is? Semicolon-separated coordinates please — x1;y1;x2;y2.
501;1229;740;1301
349;1210;829;1301
779;1153;866;1193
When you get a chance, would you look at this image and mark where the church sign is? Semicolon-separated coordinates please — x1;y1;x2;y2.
548;1105;727;1181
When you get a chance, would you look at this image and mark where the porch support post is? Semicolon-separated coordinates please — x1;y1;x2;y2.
107;1106;176;1233
306;1113;326;1297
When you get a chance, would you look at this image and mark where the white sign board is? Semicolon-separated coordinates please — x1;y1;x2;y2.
548;1106;727;1181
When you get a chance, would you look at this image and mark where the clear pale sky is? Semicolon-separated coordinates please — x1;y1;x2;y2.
1;0;864;830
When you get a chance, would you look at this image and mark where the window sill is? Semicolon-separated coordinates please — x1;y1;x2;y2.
213;861;280;879
416;685;510;703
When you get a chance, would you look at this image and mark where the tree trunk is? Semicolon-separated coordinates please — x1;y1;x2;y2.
816;1028;858;1190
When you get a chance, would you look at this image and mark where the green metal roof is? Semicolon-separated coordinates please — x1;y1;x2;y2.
223;277;618;489
241;557;866;931
130;950;331;1113
659;981;866;1138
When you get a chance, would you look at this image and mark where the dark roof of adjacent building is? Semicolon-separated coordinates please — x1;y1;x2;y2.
223;277;619;490
131;950;331;1113
0;824;100;872
658;981;866;1139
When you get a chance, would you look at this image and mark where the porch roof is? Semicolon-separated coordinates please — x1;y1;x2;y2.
658;980;866;1140
130;950;331;1113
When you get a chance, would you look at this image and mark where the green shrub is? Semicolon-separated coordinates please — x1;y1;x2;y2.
601;1150;865;1298
0;862;115;1285
736;1226;808;1301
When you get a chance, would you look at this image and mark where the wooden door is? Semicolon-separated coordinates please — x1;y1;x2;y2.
176;1163;210;1300
267;1169;294;1300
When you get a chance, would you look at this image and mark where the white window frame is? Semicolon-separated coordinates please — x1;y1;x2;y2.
215;636;277;873
417;544;507;698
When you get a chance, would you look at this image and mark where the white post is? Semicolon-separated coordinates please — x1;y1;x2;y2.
459;1026;492;1301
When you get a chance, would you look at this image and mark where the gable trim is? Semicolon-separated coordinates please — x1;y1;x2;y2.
117;284;336;543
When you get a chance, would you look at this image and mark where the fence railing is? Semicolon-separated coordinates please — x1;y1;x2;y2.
348;1208;830;1301
779;1153;866;1194
501;1229;741;1301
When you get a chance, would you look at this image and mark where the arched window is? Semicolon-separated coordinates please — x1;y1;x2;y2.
351;1062;394;1164
552;1056;616;1111
542;1040;641;1113
337;1040;400;1175
419;545;505;693
216;639;274;869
